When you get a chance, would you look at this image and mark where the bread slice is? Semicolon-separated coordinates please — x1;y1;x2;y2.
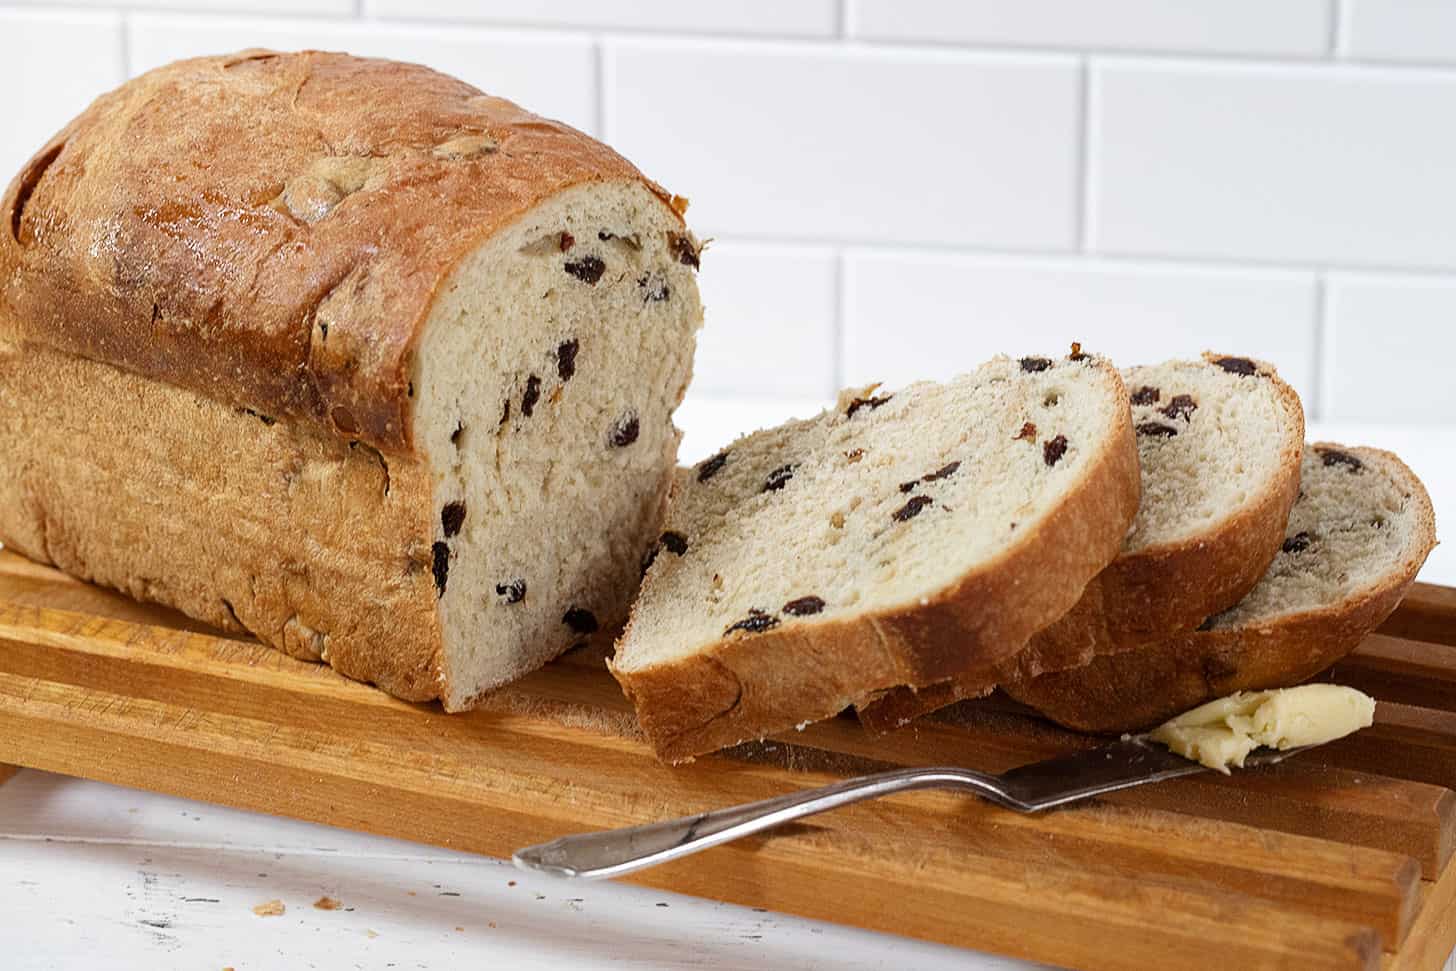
0;52;702;709
1007;444;1437;733
610;350;1141;762
860;353;1305;731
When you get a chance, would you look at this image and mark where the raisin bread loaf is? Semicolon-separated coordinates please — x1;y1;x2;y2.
861;353;1304;730
0;51;702;708
610;351;1140;761
1008;444;1436;732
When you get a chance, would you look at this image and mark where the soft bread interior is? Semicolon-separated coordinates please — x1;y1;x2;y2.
1122;356;1302;552
413;181;701;708
616;354;1126;673
1211;444;1433;628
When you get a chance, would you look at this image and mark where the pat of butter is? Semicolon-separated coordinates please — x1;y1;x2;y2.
1148;684;1375;773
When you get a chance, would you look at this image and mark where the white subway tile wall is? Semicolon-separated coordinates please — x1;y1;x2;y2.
844;254;1322;395
844;252;1318;396
692;241;838;397
849;0;1334;57
1341;0;1456;64
5;0;352;12
0;9;124;180
1090;59;1456;270
1;0;1452;579
605;40;1081;248
362;0;841;38
1324;274;1456;423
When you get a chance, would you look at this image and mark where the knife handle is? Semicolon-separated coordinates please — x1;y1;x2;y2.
513;765;1015;880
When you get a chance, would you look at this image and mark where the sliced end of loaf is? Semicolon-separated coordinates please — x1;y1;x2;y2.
415;181;702;709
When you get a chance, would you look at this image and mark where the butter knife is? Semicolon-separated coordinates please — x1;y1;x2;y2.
513;736;1310;880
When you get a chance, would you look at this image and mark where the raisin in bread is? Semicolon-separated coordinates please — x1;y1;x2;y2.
610;351;1141;762
0;52;702;709
1008;444;1436;733
861;353;1305;731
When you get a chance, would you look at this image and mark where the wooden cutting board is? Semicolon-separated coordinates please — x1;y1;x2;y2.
2;548;1455;971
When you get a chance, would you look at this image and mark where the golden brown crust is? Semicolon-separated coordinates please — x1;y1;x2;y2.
1007;446;1437;733
0;341;443;701
612;361;1142;762
0;50;676;455
858;353;1306;732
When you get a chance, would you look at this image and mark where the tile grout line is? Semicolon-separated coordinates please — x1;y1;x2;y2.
830;248;847;392
1329;0;1348;58
1074;56;1094;252
592;36;607;140
118;8;131;78
1312;272;1329;421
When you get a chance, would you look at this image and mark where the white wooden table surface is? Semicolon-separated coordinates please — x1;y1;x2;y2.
1;768;1032;971
3;399;1453;970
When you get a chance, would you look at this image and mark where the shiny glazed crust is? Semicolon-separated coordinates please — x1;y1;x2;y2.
0;50;678;455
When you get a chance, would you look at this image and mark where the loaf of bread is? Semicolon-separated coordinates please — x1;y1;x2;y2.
0;51;703;708
860;353;1305;731
1008;444;1436;732
611;351;1140;761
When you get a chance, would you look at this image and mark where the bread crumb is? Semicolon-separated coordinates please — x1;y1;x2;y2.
455;926;464;932
313;896;341;911
366;930;379;939
488;921;497;929
252;900;285;917
406;891;416;896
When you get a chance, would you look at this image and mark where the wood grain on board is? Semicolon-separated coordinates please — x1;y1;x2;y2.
1;550;1454;970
